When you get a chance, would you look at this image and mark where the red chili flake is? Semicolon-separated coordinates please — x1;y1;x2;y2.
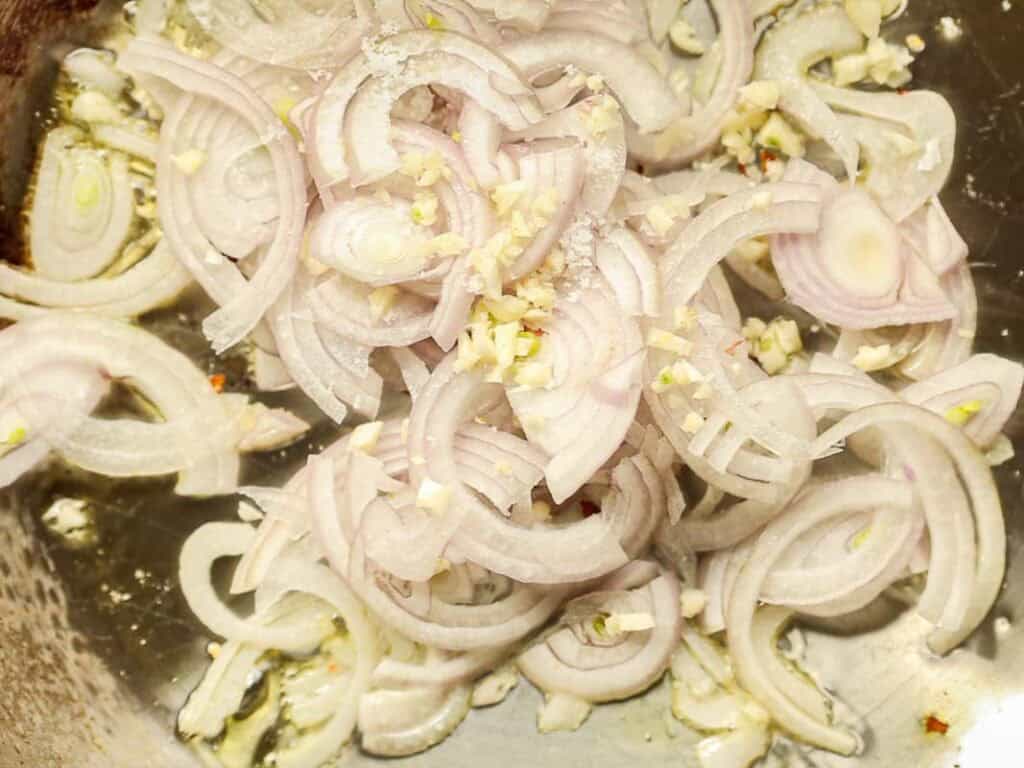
724;339;745;356
898;88;909;96
580;500;599;518
924;715;949;735
737;162;747;175
760;150;778;172
209;374;226;393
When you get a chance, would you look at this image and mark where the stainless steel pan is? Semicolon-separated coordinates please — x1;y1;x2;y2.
2;2;1023;766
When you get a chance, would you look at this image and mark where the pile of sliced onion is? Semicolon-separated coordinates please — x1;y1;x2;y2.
772;159;957;329
359;642;484;757
0;314;308;495
507;275;645;502
9;3;1017;765
518;563;681;705
121;39;307;353
0;240;192;321
28;127;135;283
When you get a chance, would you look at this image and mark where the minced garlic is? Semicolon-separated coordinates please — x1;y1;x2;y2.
669;19;706;55
416;478;452;515
674;305;698;331
647;328;694;356
680;588;709;618
682;412;706;434
605;612;655;634
349;421;384;454
852;344;893;372
755;114;805;158
583;94;621;137
739;80;781;111
410;190;439;226
399;150;451;186
651;360;704;393
944;399;984;427
171;148;206;175
744;317;803;375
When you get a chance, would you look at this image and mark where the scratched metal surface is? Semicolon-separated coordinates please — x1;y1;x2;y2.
1;2;1024;767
